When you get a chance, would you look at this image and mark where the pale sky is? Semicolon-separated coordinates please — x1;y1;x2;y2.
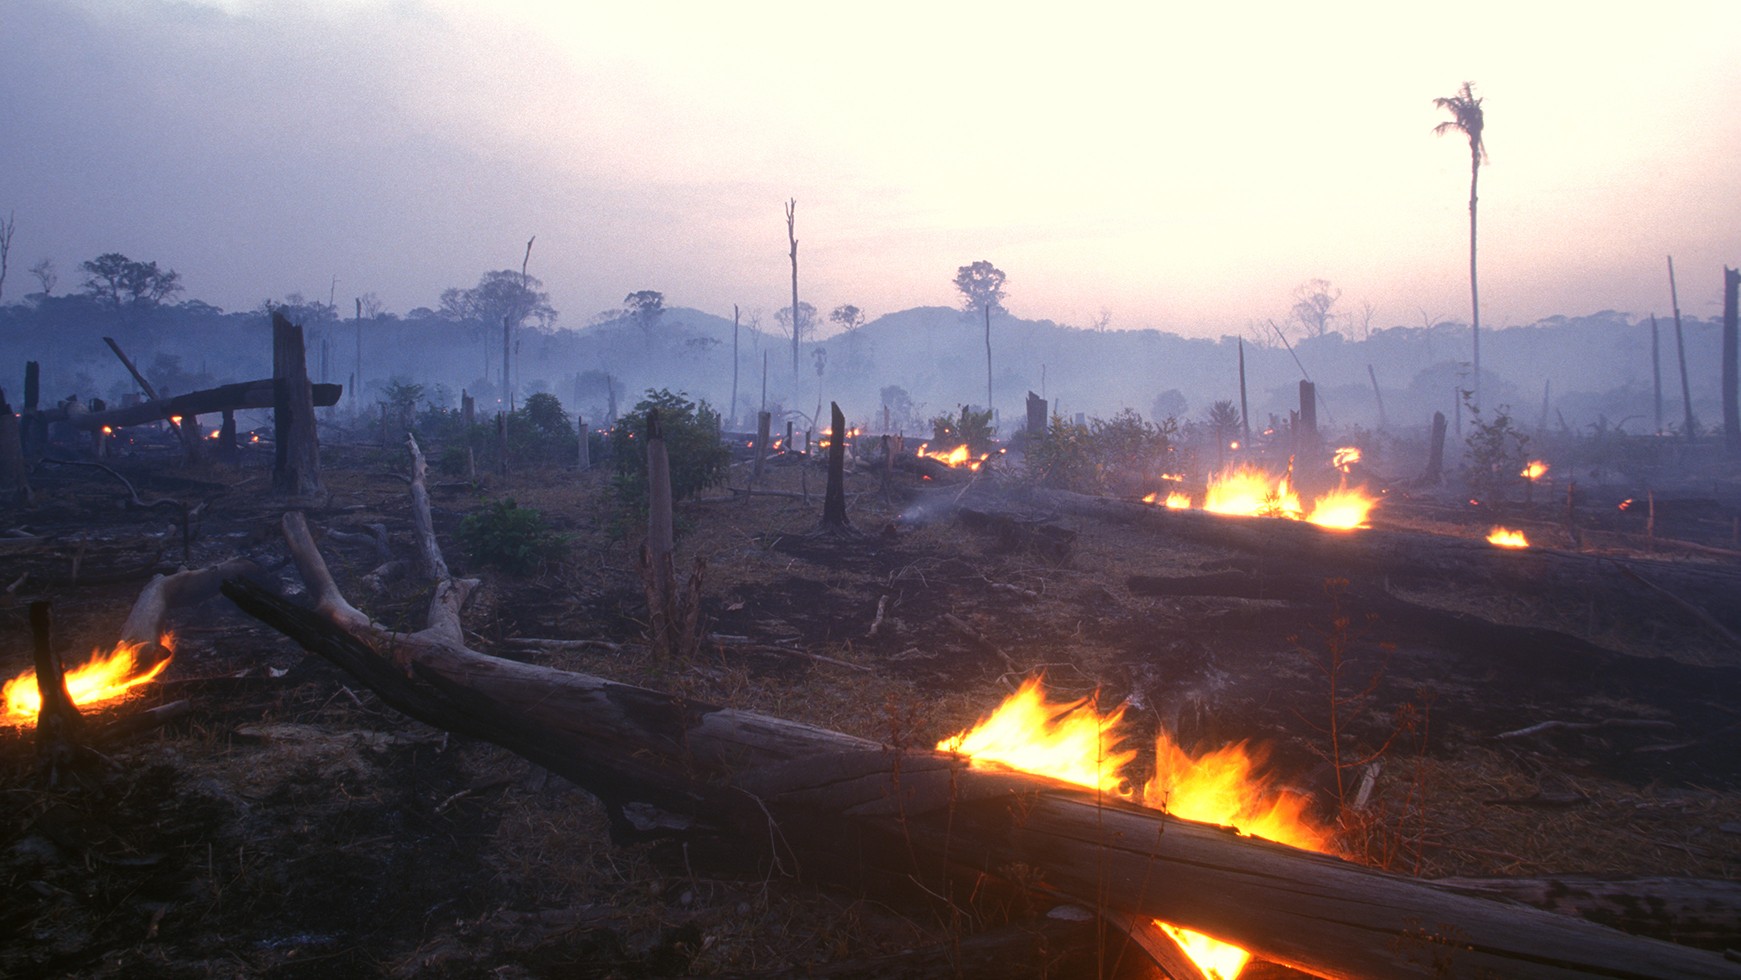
4;0;1740;336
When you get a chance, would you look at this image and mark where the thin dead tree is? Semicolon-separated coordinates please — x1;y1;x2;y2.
1670;256;1696;440
786;199;800;379
1724;266;1739;456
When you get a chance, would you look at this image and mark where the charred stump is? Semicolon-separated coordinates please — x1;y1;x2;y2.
1422;410;1448;485
29;601;85;785
815;401;855;535
271;312;326;503
638;409;703;659
0;389;30;504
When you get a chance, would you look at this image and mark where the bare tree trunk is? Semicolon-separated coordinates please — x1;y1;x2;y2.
1468;148;1481;414
754;411;771;484
1238;339;1251;445
1670;256;1695;441
354;298;363;414
730;303;740;428
271;312;326;503
818;402;851;532
786;199;800;379
1423;411;1447;485
1652;314;1663;435
1724;266;1739;456
984;304;993;413
30;601;83;785
0;389;30;503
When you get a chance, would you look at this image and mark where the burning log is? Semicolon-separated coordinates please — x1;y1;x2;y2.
220;574;1740;978
209;438;1740;979
1023;487;1741;634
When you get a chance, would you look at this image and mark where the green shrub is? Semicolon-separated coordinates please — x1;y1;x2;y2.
611;389;731;509
1023;409;1174;493
1463;395;1529;505
928;405;996;453
456;498;568;574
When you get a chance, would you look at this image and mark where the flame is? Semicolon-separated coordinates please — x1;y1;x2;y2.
1487;526;1530;548
1520;460;1549;481
1332;446;1361;472
1305;485;1378;530
1156;924;1252;979
937;677;1133;794
916;442;990;471
4;635;174;723
1204;467;1303;519
939;678;1332;978
1143;490;1193;509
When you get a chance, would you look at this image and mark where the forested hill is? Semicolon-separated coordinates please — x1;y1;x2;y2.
1;296;1724;438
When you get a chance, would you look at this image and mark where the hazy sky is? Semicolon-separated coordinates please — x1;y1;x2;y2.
4;0;1740;337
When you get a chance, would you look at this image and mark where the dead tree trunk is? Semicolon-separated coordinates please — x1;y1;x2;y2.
30;601;84;785
1653;314;1664;435
817;401;852;532
754;410;771;483
1367;364;1386;430
1723;265;1738;456
1238;339;1251;445
1422;411;1447;484
221;566;1741;979
1670;256;1695;440
638;410;701;659
0;389;29;503
1026;391;1047;437
271;312;326;503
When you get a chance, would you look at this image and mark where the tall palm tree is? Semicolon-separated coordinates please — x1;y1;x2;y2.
1434;81;1486;412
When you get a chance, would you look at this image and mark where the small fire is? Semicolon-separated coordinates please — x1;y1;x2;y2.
1204;467;1303;520
915;442;991;471
1520;460;1549;481
1487;526;1530;548
939;678;1331;977
1304;485;1378;530
3;635;174;723
1331;446;1362;472
1142;490;1193;509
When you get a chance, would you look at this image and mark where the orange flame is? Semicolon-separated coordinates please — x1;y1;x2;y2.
916;442;991;471
1204;467;1303;519
939;678;1331;977
1141;490;1193;509
1487;526;1529;548
1332;446;1362;472
4;635;174;723
1304;485;1378;530
1520;460;1549;481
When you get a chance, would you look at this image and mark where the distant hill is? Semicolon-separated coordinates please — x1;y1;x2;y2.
0;297;1724;439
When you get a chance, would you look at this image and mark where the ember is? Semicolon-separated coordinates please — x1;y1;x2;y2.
1520;459;1549;481
940;677;1332;977
3;635;174;723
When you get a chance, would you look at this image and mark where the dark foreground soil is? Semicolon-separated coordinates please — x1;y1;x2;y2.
3;441;1739;978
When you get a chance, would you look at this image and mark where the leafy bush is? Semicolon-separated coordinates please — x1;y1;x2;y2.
1463;396;1529;505
456;498;568;574
611;389;731;508
927;405;995;453
1023;409;1175;494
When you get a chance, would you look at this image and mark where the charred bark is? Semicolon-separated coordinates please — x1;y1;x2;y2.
271;312;326;503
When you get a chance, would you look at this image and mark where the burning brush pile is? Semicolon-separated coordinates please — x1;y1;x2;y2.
1143;447;1381;531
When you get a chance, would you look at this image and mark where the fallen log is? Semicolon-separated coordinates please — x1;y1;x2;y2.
1020;487;1741;634
220;577;1740;977
213;443;1741;979
66;379;342;431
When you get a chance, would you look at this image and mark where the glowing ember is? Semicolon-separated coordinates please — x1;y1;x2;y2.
1487;526;1530;548
1520;460;1549;481
939;678;1332;977
1156;923;1252;979
1331;446;1361;472
4;635;174;723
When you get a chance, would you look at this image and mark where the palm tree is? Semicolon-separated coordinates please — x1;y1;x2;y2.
1434;81;1486;413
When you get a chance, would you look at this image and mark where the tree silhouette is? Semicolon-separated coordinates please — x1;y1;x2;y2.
1435;81;1487;412
953;260;1007;412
